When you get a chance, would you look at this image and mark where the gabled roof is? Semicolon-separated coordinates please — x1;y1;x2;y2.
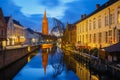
25;28;34;34
34;31;42;35
4;16;10;24
13;19;23;27
103;42;120;53
75;0;119;24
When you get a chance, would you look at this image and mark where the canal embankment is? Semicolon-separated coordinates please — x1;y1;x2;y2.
0;45;40;80
62;47;120;80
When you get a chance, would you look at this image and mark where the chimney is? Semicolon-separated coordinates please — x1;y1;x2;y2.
81;15;84;19
96;4;100;9
83;14;87;18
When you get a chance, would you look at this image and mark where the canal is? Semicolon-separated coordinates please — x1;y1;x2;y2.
13;47;79;80
1;46;116;80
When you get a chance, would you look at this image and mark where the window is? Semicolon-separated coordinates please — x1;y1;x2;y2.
89;20;91;30
80;26;81;33
99;33;102;43
93;34;96;43
118;11;120;23
98;18;101;28
105;32;108;43
105;16;108;26
1;29;4;36
118;30;120;42
86;21;88;32
83;35;84;43
112;13;115;24
93;18;96;29
86;34;88;42
80;35;81;42
90;34;91;42
0;30;2;36
109;30;112;43
110;14;113;25
83;24;84;32
93;21;96;29
109;30;112;36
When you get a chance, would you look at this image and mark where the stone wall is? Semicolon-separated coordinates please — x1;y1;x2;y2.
0;45;40;69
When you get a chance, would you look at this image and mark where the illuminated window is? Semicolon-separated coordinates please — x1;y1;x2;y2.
118;11;120;23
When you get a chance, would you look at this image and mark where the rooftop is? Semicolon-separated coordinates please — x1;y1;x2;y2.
75;0;118;24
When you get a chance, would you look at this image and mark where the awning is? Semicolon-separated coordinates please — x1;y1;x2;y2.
103;42;120;53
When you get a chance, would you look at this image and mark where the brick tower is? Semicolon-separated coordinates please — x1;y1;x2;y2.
42;9;48;35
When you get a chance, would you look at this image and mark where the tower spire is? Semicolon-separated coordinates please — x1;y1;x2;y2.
44;9;46;19
42;9;48;35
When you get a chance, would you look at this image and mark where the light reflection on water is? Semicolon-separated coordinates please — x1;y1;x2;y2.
13;47;80;80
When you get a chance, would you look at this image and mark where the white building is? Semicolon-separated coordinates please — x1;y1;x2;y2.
13;20;25;45
4;16;14;45
25;28;42;45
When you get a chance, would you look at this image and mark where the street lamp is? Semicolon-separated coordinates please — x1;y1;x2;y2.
2;40;6;67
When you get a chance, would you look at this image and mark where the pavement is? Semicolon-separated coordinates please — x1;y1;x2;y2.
6;45;28;49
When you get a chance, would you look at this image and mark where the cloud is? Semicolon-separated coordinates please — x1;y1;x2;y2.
0;0;43;31
12;0;78;19
38;0;60;8
0;0;108;32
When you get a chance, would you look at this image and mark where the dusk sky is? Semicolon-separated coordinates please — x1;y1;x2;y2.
0;0;108;32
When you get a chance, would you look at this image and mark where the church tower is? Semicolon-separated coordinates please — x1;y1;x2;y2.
42;9;48;35
42;49;48;75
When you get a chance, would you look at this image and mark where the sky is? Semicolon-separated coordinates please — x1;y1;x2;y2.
0;0;108;32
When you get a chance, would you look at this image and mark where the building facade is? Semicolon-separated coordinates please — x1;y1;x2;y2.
4;16;14;46
75;0;120;48
64;23;76;45
13;20;25;45
42;10;48;35
25;28;42;45
0;8;7;49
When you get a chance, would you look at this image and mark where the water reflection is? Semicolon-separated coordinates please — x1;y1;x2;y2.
13;47;79;80
42;48;48;74
64;53;99;80
27;51;38;62
51;48;64;77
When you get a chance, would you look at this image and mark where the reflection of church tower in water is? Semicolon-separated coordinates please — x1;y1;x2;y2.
42;9;48;35
42;49;48;74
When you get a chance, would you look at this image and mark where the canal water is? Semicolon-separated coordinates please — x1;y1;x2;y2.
13;47;80;80
12;47;118;80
